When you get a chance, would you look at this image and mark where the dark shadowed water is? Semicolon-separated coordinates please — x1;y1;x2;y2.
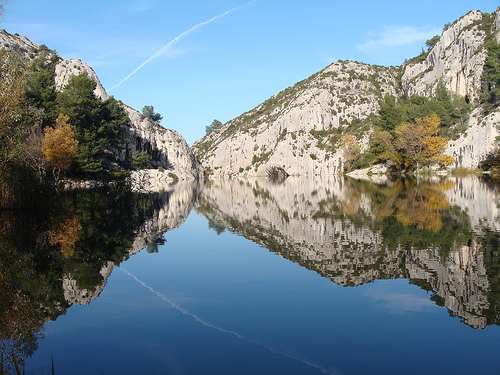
1;176;500;374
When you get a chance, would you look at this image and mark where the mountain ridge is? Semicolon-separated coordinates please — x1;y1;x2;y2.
193;8;500;177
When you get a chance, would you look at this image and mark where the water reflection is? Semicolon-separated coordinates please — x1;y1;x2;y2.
1;175;500;370
195;176;500;329
0;180;200;365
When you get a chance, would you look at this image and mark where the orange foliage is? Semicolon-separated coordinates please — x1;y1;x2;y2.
395;183;450;232
47;208;82;257
395;114;453;169
42;114;78;171
339;134;361;171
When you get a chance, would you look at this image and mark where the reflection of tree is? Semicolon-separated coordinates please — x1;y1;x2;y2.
395;181;451;232
0;208;57;368
47;205;82;257
0;184;171;366
354;179;404;219
63;186;155;290
0;258;43;370
208;219;226;235
312;179;363;220
146;235;166;253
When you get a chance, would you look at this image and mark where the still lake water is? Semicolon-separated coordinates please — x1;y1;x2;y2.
2;175;500;374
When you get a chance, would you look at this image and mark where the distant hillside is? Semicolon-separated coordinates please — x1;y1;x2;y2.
192;8;500;177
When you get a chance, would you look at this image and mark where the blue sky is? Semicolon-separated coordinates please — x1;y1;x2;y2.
2;1;498;145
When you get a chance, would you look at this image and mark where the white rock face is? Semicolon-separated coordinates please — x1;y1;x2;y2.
54;59;110;101
0;29;40;52
194;7;500;176
445;107;500;168
401;10;489;102
194;61;398;177
122;105;203;180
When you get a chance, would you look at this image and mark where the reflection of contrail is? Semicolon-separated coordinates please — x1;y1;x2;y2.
119;267;342;375
110;1;255;91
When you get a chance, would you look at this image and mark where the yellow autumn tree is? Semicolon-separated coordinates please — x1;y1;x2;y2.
339;134;361;172
42;114;78;178
0;53;28;174
395;114;453;170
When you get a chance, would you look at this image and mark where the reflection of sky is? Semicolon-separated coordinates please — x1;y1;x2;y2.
26;211;500;375
364;282;435;313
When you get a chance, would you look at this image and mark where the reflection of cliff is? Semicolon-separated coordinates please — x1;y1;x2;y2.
444;176;500;232
128;180;201;255
0;181;200;363
62;180;200;306
407;243;490;329
195;177;500;329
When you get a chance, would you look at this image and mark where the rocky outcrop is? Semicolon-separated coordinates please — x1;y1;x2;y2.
193;62;398;177
122;105;203;180
0;29;203;183
54;58;110;101
0;29;41;54
401;10;490;102
193;7;500;177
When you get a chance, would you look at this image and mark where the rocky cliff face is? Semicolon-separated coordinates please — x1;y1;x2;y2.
53;58;203;180
194;176;499;328
194;62;398;177
0;29;203;182
401;10;488;102
401;9;500;169
193;8;500;176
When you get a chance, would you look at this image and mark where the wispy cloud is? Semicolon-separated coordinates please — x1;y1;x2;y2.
110;0;257;91
358;25;441;53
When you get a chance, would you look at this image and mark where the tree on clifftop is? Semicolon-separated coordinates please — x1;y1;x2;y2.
141;105;162;124
205;119;222;135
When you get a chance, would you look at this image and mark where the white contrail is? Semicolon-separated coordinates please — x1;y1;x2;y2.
110;1;255;91
119;267;343;375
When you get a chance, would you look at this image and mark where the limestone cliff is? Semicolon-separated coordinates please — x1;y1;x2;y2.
0;29;203;182
194;62;398;177
53;59;203;180
193;7;500;176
